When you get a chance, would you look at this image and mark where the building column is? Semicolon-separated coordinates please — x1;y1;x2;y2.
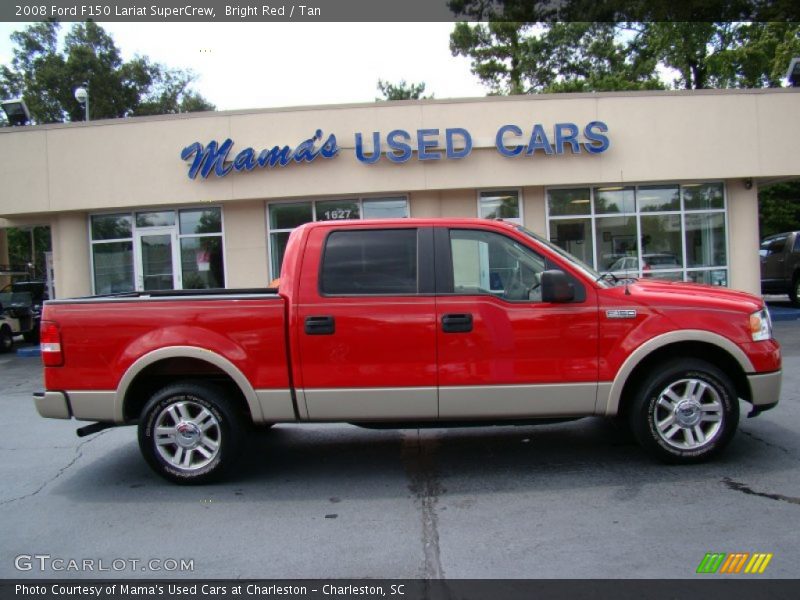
223;200;269;288
51;213;92;299
727;179;761;295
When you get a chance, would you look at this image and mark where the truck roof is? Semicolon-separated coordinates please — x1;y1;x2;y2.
296;218;521;232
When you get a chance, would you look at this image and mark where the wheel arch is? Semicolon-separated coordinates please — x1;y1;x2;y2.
603;330;753;417
116;346;263;424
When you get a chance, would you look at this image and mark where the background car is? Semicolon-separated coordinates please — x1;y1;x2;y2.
760;231;800;305
608;253;681;274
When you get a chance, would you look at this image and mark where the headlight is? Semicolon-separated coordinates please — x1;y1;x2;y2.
750;308;773;342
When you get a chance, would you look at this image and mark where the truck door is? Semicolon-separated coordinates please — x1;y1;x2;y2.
760;234;789;289
434;226;599;419
295;225;438;420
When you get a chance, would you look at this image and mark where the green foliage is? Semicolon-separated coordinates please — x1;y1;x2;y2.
451;22;664;94
759;182;800;238
6;226;51;278
376;79;432;101
0;21;214;125
449;21;800;93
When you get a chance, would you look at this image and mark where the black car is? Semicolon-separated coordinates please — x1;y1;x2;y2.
760;232;800;305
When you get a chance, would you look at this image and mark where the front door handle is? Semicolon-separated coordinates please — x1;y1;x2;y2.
305;315;335;335
441;313;473;333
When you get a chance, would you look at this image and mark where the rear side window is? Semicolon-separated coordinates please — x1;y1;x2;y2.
321;229;418;295
793;235;800;253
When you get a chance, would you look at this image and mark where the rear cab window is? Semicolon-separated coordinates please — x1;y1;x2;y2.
320;229;419;295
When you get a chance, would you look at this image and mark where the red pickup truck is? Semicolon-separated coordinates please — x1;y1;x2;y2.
34;219;782;483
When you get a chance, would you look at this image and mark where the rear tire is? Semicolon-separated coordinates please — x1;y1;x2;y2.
0;326;13;353
628;358;739;463
138;382;246;484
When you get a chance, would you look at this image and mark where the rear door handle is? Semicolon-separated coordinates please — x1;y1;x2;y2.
441;313;473;333
305;315;335;335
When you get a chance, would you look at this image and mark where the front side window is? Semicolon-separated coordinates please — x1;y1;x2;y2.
450;229;546;302
761;235;788;256
321;229;418;295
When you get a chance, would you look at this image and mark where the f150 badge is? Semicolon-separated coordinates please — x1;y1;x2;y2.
606;309;637;319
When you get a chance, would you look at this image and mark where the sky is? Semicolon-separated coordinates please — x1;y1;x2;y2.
0;22;489;110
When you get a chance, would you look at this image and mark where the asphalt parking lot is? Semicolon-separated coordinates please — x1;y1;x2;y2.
1;321;798;580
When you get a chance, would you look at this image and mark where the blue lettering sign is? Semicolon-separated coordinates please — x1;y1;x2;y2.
495;125;524;157
554;123;581;154
354;132;381;164
526;124;554;155
386;130;412;163
583;121;610;154
417;129;442;161
446;128;472;159
181;131;340;179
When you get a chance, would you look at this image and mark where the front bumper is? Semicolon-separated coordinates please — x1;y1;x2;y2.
746;370;782;415
33;391;71;419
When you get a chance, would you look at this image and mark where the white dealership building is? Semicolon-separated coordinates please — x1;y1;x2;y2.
1;87;798;298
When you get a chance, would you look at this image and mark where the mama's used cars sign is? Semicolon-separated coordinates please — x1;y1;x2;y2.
180;122;609;180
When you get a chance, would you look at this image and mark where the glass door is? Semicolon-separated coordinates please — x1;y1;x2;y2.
134;227;180;291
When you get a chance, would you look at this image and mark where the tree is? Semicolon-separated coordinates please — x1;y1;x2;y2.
759;182;800;238
451;22;665;94
376;79;432;101
449;20;800;94
0;21;214;125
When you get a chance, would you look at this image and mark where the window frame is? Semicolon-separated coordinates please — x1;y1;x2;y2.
545;181;729;286
88;206;227;295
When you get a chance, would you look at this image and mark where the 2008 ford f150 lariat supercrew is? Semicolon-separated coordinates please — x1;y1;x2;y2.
34;219;782;483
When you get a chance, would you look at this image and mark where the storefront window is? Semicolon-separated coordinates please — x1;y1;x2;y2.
180;236;224;289
90;207;225;293
596;216;638;272
179;208;222;235
267;196;409;278
550;218;593;267
683;182;724;210
638;185;680;212
136;211;175;228
479;190;521;223
91;214;132;241
363;198;409;219
547;188;591;216
547;182;728;285
685;213;726;267
92;241;134;294
594;186;635;214
640;215;683;270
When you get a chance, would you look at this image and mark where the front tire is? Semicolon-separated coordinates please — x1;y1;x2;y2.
138;382;246;484
628;359;739;463
789;274;800;307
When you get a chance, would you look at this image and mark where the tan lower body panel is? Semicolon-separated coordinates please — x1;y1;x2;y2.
255;389;297;422
67;391;117;422
300;387;438;420
439;383;598;419
747;370;782;406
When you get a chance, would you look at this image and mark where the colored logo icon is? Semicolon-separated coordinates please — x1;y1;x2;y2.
696;552;773;574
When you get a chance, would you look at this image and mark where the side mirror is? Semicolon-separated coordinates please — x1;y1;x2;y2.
541;270;575;303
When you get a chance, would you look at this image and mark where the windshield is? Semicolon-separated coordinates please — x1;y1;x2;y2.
516;225;611;288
